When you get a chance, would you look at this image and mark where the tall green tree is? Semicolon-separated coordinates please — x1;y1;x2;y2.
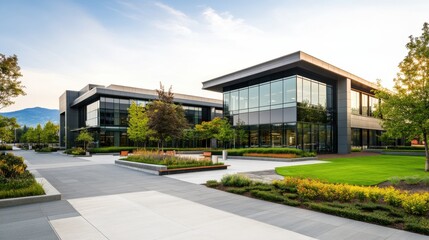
0;54;25;109
0;116;19;143
146;83;188;150
375;22;429;171
213;118;234;148
127;101;152;147
76;129;93;151
41;121;59;145
34;124;43;146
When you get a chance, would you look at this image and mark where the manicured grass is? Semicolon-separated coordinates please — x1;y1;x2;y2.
275;155;429;185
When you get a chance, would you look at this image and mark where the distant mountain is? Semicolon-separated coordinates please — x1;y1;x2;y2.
0;107;59;127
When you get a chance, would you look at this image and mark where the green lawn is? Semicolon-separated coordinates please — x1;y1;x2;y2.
275;155;429;185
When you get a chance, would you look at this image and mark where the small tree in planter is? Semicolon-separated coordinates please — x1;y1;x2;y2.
76;130;93;154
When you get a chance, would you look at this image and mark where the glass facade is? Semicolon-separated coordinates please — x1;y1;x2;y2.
80;96;217;147
224;75;334;152
351;128;383;148
351;90;379;117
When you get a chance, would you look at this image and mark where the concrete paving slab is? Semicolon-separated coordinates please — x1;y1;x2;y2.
50;216;107;240
164;158;323;184
56;191;316;240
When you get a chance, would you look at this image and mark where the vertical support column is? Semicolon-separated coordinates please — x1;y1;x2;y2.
337;78;351;154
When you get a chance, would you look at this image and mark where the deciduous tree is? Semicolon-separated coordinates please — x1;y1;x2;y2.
375;22;429;171
127;101;152;147
76;129;93;151
0;54;25;109
146;83;188;150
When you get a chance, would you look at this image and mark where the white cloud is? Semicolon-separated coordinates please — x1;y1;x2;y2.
202;7;263;41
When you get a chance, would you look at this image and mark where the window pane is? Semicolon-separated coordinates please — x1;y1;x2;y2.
230;91;238;111
351;90;360;115
362;94;368;116
239;88;248;110
319;84;326;108
224;92;230;114
259;84;270;106
297;77;302;103
284;77;296;103
311;82;319;106
271;80;283;105
327;86;333;110
249;86;259;108
302;79;311;103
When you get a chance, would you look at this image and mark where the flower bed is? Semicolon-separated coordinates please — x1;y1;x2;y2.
207;174;429;235
119;150;227;174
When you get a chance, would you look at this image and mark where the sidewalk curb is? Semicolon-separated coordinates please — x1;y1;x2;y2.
0;178;61;208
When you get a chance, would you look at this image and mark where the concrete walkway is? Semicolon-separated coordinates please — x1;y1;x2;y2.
1;151;427;240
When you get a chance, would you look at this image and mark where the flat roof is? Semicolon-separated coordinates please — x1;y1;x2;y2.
70;84;222;108
202;51;378;92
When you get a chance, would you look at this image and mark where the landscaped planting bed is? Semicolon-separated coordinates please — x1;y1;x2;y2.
0;153;45;199
207;174;429;235
122;150;226;174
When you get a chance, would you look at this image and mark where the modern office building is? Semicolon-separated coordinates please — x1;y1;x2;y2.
59;84;222;149
202;51;384;153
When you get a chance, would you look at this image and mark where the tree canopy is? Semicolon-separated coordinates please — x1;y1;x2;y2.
127;101;152;147
76;129;93;151
0;54;25;109
375;22;429;171
146;83;188;150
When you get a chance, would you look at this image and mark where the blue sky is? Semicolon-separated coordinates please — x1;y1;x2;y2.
1;0;428;111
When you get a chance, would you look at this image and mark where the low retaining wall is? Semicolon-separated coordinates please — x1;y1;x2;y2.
115;159;167;175
0;177;61;208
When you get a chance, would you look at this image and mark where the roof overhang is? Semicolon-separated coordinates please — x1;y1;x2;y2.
71;87;223;109
202;51;378;92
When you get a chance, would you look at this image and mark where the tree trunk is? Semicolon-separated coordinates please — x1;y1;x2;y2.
424;132;429;172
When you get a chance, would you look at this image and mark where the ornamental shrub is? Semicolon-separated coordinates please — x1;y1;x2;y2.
221;174;252;187
0;153;27;178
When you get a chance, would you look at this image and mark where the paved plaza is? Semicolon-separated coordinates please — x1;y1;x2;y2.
1;151;427;239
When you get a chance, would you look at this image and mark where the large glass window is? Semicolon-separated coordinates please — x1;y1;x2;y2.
297;77;302;103
270;80;283;106
362;94;368;116
249;86;259;109
285;123;296;147
271;124;282;147
223;92;230;115
284;77;296;103
259;84;270;107
239;88;248;110
302;79;311;103
230;91;238;111
369;96;378;117
86;101;99;127
319;84;326;108
351;90;360;115
311;81;319;106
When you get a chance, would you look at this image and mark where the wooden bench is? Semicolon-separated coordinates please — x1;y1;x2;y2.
158;165;229;175
203;152;212;160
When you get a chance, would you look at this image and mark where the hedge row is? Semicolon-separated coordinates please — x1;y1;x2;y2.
0;145;12;150
209;148;315;157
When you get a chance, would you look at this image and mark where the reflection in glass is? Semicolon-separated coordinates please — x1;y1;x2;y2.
249;86;258;108
362;94;368;116
351;90;360;115
271;124;282;147
302;79;311;103
311;81;319;106
284;77;296;103
239;88;248;110
271;80;283;105
259;84;270;106
230;91;238;111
